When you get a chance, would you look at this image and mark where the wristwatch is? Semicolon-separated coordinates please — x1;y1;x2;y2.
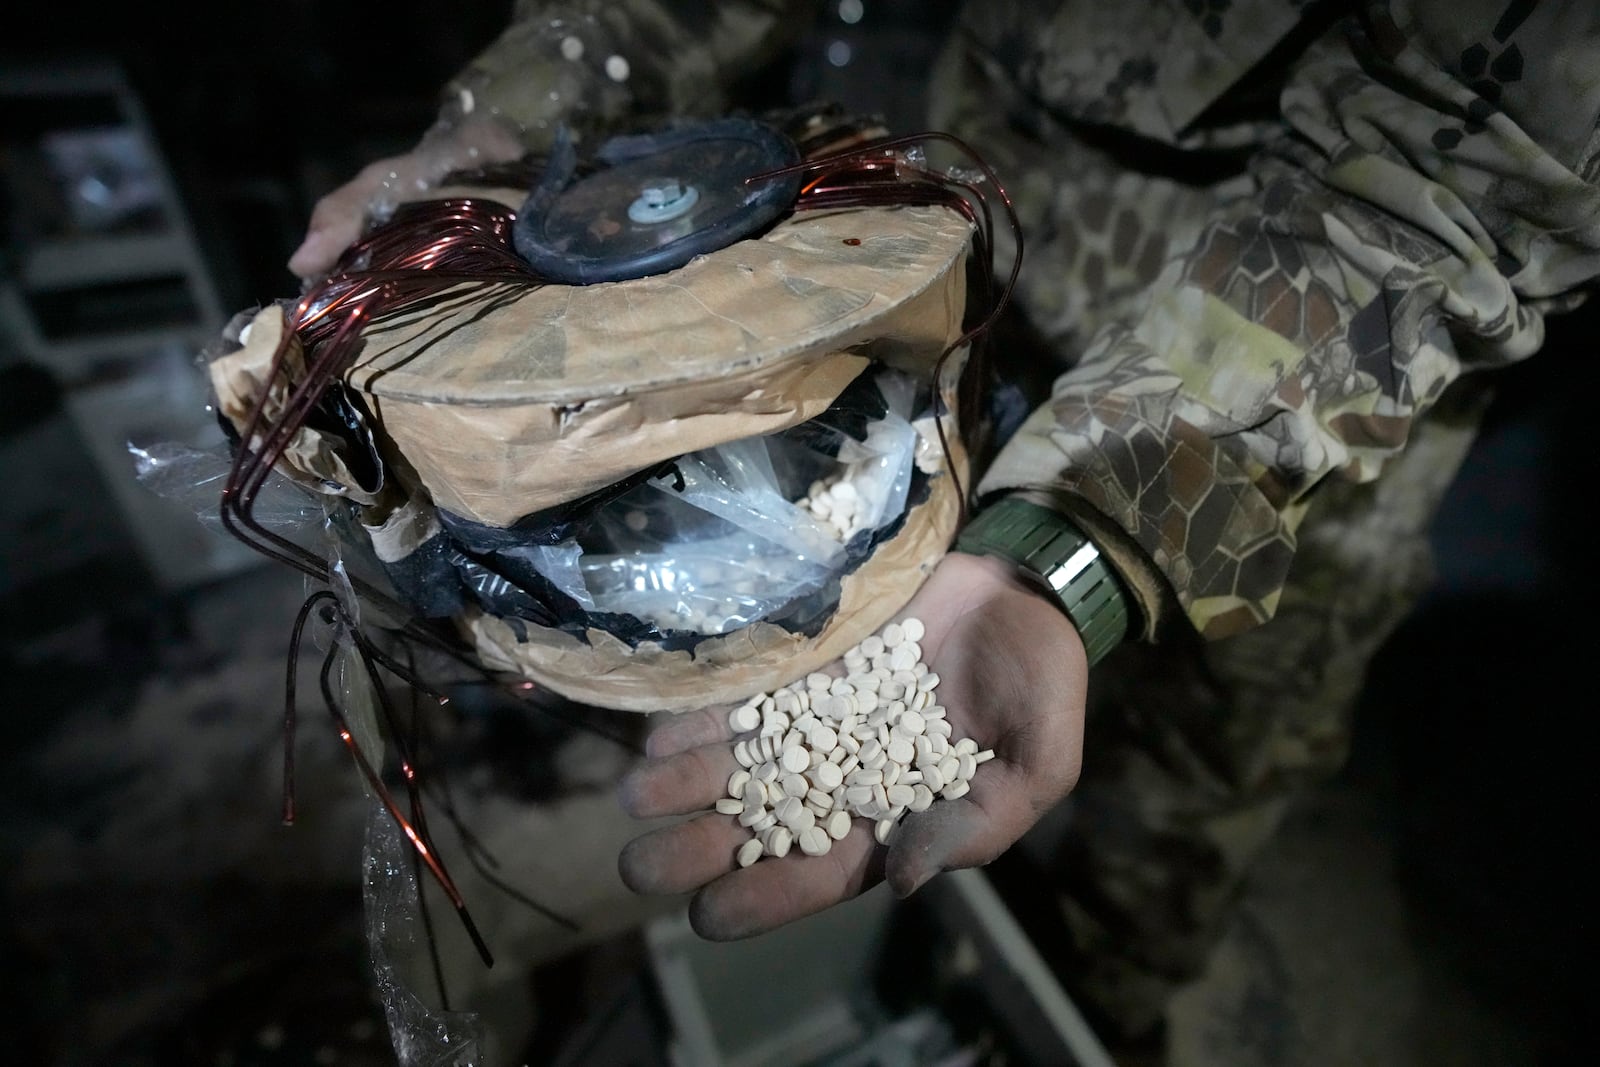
954;496;1131;665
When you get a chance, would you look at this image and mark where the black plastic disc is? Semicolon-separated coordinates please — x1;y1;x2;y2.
512;118;802;285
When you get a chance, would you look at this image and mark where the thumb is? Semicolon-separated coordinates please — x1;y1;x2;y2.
884;798;996;899
288;223;355;279
885;749;1055;898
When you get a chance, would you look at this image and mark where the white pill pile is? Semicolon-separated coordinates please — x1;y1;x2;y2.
796;474;869;542
718;616;994;866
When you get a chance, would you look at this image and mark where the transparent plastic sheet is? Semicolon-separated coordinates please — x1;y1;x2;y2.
135;434;482;1064
498;541;594;611
127;485;481;1066
129;441;321;532
327;558;388;771
338;560;485;1066
398;367;925;643
549;371;921;636
810;384;920;544
569;446;837;636
363;806;485;1067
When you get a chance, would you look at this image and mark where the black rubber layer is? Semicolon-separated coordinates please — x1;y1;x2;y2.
513;118;802;285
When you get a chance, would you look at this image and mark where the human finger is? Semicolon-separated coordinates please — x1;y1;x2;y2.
644;705;740;759
882;755;1042;898
288;196;367;278
619;743;741;818
287;158;400;277
688;823;883;941
288;218;362;279
617;813;750;896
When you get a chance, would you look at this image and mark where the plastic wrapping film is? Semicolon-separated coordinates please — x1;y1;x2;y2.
573;373;920;635
129;440;324;533
332;560;487;1066
209;305;387;505
363;807;485;1067
135;436;483;1065
573;448;843;636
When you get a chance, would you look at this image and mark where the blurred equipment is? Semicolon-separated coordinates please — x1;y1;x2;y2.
0;58;259;590
644;871;1116;1067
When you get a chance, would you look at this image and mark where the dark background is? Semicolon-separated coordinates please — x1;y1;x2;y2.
3;1;521;314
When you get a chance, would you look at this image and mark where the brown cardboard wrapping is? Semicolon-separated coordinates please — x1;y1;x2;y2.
344;205;973;525
343;204;976;708
213;197;976;712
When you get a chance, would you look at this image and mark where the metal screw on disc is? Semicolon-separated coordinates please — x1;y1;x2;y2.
628;181;701;224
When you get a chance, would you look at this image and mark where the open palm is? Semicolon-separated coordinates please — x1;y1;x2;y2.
617;552;1089;939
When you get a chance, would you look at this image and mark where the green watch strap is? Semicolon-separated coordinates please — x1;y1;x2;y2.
954;497;1131;666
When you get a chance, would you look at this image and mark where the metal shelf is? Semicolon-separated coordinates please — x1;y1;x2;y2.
20;231;191;290
1;58;258;591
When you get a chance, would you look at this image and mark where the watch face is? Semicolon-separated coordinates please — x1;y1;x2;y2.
513;119;802;284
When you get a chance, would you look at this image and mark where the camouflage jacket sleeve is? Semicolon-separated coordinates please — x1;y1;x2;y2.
438;0;819;150
978;0;1600;639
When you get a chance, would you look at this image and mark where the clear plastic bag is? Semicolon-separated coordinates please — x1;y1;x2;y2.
363;808;485;1067
495;541;595;612
572;444;840;636
129;441;322;531
792;390;920;545
529;368;923;637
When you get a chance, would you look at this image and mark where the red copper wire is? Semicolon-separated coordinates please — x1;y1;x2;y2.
226;199;552;966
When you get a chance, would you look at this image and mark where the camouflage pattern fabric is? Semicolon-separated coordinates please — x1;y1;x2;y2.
457;0;1600;640
971;0;1600;638
945;0;1598;1036
443;0;1600;1043
440;0;819;150
1037;378;1488;1038
953;0;1308;148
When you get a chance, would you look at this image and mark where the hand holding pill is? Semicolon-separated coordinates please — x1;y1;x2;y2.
617;551;1090;940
